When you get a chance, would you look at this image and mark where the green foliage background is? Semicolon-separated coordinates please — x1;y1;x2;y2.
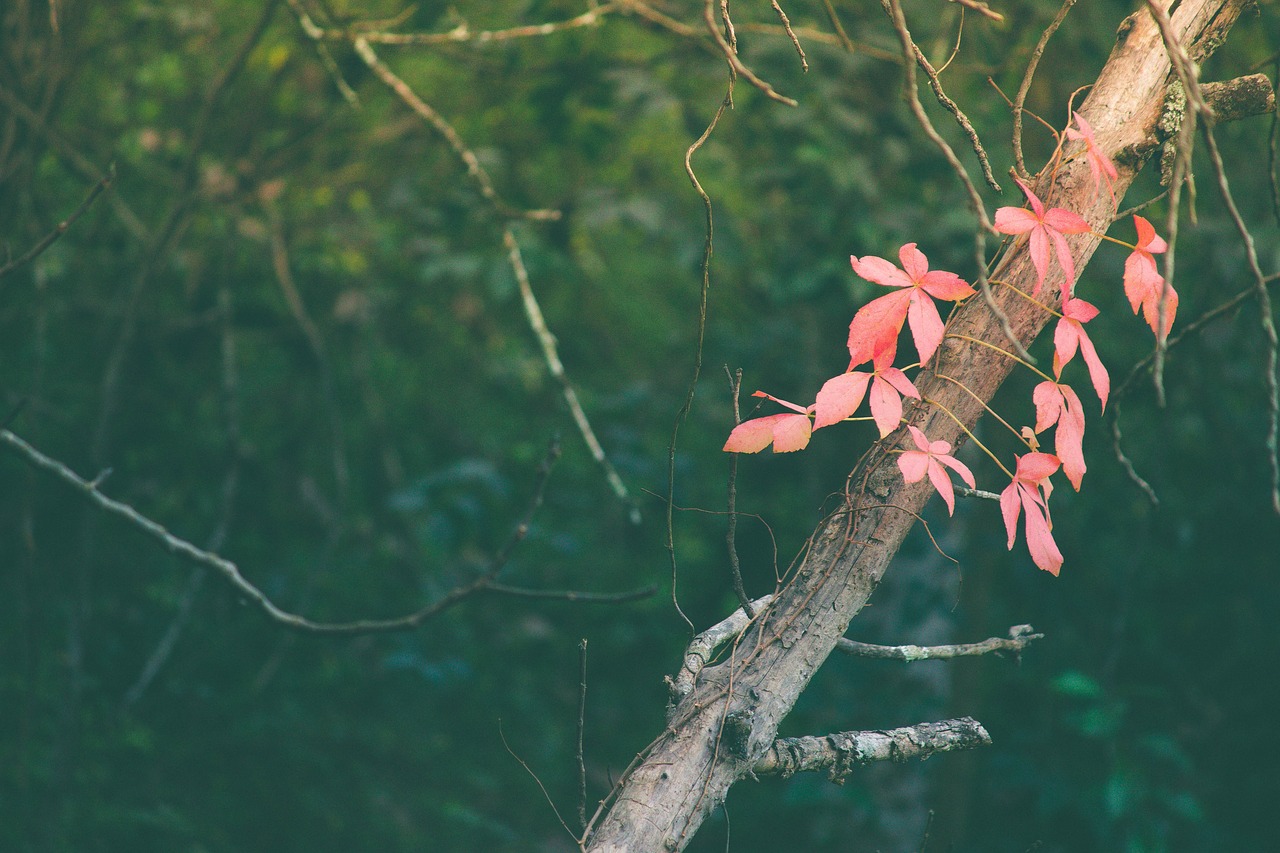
2;1;1278;850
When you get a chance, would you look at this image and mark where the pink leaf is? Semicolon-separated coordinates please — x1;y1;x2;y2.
927;461;957;515
897;425;974;517
846;290;910;368
771;412;814;453
897;449;931;483
907;291;946;364
1021;489;1065;575
1053;298;1109;409
995;179;1092;294
814;371;872;430
1065;112;1119;205
848;244;972;365
1001;453;1064;573
869;375;905;437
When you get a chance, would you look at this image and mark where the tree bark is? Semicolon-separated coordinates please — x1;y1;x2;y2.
586;1;1249;850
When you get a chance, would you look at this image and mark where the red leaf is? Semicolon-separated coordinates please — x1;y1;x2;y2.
1032;381;1087;490
848;244;972;365
1065;112;1119;206
1000;453;1064;574
995;179;1091;295
896;426;975;516
1053;298;1109;410
1122;215;1177;338
723;412;812;454
814;371;872;430
846;290;909;368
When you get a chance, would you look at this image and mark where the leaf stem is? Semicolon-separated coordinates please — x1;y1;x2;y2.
989;278;1061;317
1090;231;1136;251
945;333;1055;383
921;394;1013;479
934;372;1032;451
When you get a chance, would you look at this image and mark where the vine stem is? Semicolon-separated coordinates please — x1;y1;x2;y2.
936;371;1034;450
989;278;1061;317
921;395;1013;478
945;333;1055;384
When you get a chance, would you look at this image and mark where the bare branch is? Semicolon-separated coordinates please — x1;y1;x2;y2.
702;0;797;106
316;2;620;45
1012;0;1075;179
947;0;1004;23
667;596;774;706
836;624;1043;661
0;431;652;635
754;717;992;779
0;167;114;282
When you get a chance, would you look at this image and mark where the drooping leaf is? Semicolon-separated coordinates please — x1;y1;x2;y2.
995;179;1091;295
1000;452;1064;575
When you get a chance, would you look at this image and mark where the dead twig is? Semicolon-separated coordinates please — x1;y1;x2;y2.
0;167;114;282
836;624;1042;660
1012;0;1076;179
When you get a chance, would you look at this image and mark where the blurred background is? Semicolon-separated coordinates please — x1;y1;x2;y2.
2;1;1278;850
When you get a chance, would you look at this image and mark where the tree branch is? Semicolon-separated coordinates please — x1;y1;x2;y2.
836;624;1043;661
753;717;992;780
1;431;635;634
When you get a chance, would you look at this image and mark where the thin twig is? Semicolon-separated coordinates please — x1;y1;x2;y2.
910;41;1000;191
1114;187;1171;223
770;1;808;72
0;431;627;634
1147;0;1203;407
577;639;589;833
0;167;114;281
820;0;854;52
724;367;753;617
836;624;1043;660
1148;0;1277;512
318;2;619;44
501;228;639;521
702;0;797;106
882;0;1032;364
122;285;244;707
1197;129;1280;513
306;4;639;519
0;83;148;242
481;583;657;603
1012;0;1076;179
499;722;578;842
947;0;1003;22
668;59;736;635
1109;399;1160;504
343;32;558;221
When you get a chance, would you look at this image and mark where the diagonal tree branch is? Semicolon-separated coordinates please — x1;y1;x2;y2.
584;3;1251;849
